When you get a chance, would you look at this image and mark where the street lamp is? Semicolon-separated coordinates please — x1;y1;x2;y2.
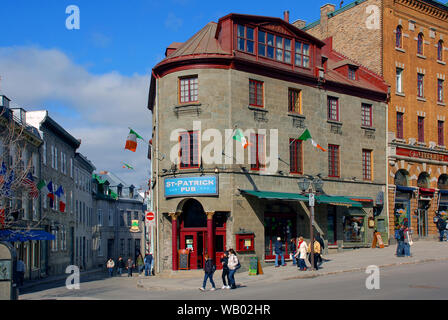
298;176;324;271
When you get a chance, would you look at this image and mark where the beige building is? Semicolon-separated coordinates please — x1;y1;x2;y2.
147;13;389;272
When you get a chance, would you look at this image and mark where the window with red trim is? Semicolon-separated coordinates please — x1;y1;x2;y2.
328;96;339;121
396;26;402;48
328;144;340;178
250;133;265;171
438;40;444;61
179;76;198;103
417;33;424;55
179;131;200;169
295;41;310;68
362;149;372;181
418;116;424;143
249;79;263;107
288;89;302;113
438;79;444;103
396;112;404;139
289;139;303;174
348;67;357;80
237;25;254;54
417;73;424;98
438;121;444;146
361;103;372;127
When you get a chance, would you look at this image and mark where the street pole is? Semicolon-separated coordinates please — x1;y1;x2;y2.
310;196;315;271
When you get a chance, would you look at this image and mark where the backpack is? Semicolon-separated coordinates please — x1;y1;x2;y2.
394;229;400;240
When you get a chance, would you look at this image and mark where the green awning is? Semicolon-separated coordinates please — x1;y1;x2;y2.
315;195;363;208
239;189;308;201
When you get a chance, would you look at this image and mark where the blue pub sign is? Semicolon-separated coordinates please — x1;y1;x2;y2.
164;176;219;198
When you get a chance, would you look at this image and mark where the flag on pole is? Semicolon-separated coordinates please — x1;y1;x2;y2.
297;129;326;152
47;181;53;194
122;163;134;170
55;186;64;198
22;172;39;199
125;128;144;152
37;179;46;190
233;129;250;149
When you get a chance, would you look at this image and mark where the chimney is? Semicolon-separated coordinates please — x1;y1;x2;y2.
293;19;307;29
283;11;290;23
320;4;336;38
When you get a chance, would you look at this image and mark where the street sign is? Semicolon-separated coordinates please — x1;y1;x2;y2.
309;193;315;207
146;211;155;221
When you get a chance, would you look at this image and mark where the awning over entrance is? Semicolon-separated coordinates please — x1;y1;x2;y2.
239;190;363;207
240;189;308;201
0;229;55;242
315;195;363;208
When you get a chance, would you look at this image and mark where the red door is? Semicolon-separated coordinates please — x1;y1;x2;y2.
180;231;207;269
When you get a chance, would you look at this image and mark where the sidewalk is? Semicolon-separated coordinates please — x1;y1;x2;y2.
137;241;448;291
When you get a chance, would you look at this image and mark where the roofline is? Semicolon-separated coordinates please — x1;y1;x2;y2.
75;152;96;172
42;115;81;149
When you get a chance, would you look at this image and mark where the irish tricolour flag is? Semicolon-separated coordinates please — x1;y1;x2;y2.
298;129;326;152
125;129;144;152
233;129;250;149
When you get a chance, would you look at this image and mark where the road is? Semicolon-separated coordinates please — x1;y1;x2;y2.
20;260;448;300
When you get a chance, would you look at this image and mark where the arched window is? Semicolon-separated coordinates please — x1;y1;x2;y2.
417;172;430;188
438;174;448;190
438;40;444;61
417;33;424;55
394;169;409;187
396;26;403;48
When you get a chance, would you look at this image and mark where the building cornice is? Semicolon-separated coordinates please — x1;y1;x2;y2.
395;0;448;20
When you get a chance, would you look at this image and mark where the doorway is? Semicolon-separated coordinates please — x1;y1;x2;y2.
417;200;429;238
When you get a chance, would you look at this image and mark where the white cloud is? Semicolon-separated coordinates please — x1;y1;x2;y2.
0;46;152;187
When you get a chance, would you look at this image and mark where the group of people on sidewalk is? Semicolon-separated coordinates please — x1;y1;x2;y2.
106;253;154;277
275;235;325;271
199;249;240;292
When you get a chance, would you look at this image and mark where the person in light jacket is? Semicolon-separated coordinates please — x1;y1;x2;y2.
307;237;322;270
227;249;239;289
294;236;308;271
106;258;115;277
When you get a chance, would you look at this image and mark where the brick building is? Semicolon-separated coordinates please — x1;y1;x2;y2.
147;13;389;272
303;0;448;241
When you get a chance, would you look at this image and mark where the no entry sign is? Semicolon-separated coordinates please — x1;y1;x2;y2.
146;212;155;221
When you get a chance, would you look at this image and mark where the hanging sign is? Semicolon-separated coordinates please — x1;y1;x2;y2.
130;220;140;233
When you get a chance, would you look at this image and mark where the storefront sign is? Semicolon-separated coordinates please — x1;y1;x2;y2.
130;220;140;233
396;147;448;163
164;176;218;198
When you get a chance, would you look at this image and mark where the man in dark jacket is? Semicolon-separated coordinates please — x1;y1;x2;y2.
199;254;216;291
117;257;126;276
144;253;153;276
220;251;230;289
315;233;325;267
437;216;447;242
274;237;286;267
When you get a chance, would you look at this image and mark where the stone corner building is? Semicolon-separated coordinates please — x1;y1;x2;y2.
303;0;448;241
147;13;389;272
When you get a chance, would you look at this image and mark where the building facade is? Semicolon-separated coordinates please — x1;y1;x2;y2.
303;0;448;241
27;111;80;276
74;153;95;271
147;13;389;272
91;171;145;268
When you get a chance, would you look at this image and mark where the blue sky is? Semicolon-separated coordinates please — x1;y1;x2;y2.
0;0;336;187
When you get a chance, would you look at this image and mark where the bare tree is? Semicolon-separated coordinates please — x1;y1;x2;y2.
0;106;40;230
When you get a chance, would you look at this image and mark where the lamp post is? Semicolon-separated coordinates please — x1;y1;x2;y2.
298;176;324;271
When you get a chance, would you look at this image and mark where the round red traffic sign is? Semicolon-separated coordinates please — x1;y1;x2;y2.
146;212;155;221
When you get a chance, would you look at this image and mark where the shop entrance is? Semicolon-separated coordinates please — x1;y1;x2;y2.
264;212;297;261
417;201;429;238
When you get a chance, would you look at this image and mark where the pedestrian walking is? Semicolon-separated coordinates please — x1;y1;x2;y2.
307;237;321;270
106;258;115;277
126;257;134;277
395;225;405;257
436;215;447;242
274;237;286;267
403;224;413;257
289;238;297;266
144;253;153;276
294;236;308;271
315;233;325;267
227;249;240;289
136;253;144;275
199;254;216;291
220;251;230;289
16;259;25;286
116;257;125;276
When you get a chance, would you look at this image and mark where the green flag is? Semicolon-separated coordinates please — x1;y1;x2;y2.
109;190;118;200
232;129;249;149
36;179;46;190
298;129;312;141
129;128;144;140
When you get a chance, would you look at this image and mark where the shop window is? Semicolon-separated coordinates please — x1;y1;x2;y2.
394;202;410;229
342;213;365;242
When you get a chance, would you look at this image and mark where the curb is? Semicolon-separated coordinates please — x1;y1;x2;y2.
20;269;103;291
283;257;448;280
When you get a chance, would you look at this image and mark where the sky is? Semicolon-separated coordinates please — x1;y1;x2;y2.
0;0;337;188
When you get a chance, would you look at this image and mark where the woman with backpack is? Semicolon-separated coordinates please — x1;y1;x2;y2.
227;249;240;289
199;254;216;291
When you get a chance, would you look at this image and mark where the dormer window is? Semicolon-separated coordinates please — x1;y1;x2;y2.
237;25;254;54
295;41;310;68
348;67;357;80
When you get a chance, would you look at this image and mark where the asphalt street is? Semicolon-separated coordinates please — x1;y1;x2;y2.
20;260;448;300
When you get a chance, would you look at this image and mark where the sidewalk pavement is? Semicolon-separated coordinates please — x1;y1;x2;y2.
137;241;448;291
